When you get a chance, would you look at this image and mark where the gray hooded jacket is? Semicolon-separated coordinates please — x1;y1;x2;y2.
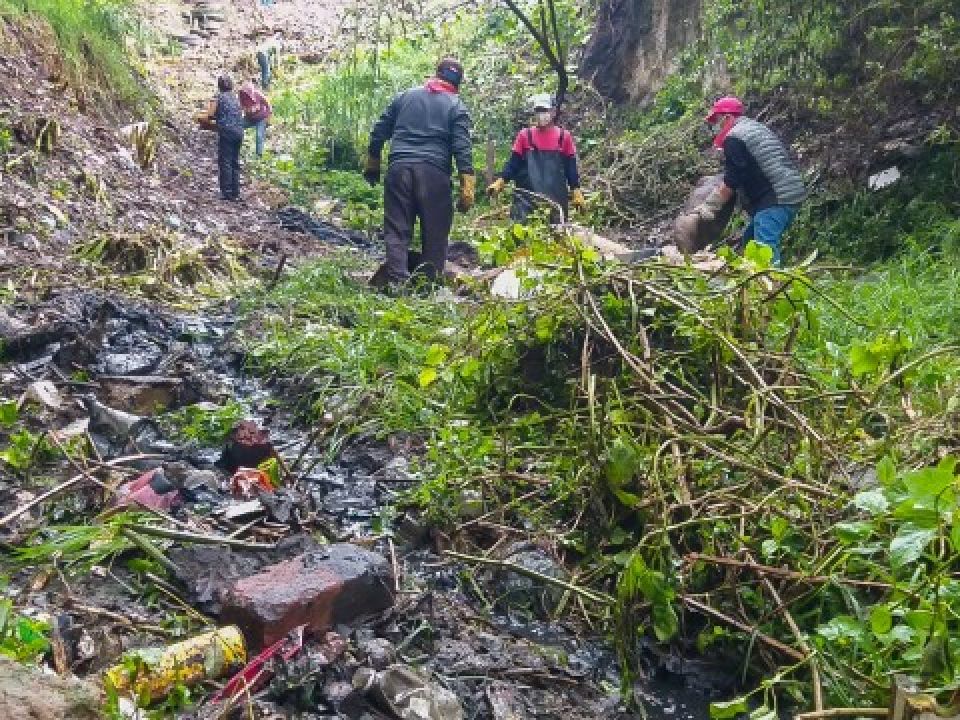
368;84;473;177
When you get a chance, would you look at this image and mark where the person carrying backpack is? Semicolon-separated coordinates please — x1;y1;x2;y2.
239;81;272;158
488;93;585;223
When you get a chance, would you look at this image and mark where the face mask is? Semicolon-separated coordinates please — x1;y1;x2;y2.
535;111;553;127
709;120;724;136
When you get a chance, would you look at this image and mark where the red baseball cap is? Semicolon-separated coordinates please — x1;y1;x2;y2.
706;96;744;124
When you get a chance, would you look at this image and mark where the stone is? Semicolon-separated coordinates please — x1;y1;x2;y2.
221;420;276;472
220;544;395;650
0;655;101;720
97;375;184;414
495;544;567;616
359;637;396;670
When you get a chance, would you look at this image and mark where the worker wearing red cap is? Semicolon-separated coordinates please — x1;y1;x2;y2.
694;96;806;265
364;58;475;285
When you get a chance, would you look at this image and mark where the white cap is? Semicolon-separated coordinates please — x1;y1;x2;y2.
530;93;555;111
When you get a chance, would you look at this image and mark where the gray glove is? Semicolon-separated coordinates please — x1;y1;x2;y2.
696;187;727;222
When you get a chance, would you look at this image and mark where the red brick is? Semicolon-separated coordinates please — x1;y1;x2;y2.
219;544;394;650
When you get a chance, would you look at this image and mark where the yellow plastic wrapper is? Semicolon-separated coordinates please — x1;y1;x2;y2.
105;625;246;701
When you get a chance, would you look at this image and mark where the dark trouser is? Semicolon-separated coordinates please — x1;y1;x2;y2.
383;162;453;283
218;133;242;199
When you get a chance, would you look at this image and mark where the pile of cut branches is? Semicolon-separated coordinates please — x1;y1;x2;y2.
427;240;959;712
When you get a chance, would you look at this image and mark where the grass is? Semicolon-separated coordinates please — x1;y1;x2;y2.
245;255;467;442
0;0;148;109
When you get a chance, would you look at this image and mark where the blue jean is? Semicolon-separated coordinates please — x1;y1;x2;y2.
256;51;271;89
741;204;798;266
244;118;267;157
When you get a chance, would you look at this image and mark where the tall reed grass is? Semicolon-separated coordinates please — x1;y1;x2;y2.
0;0;146;108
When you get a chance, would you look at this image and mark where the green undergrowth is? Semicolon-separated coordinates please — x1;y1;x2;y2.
244;222;959;710
790;143;960;262
0;0;149;109
160;401;247;447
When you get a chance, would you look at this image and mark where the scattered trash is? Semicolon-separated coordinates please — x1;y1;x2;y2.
221;420;276;472
20;380;63;410
53;417;90;442
223;498;264;521
80;394;143;440
230;467;274;499
104;625;246;700
359;636;397;670
487;681;527;720
274;206;373;250
97;375;185;415
211;624;306;705
869;165;901;190
353;663;464;720
115;467;182;512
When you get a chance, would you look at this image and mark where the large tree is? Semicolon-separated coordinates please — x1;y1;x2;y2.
579;0;702;104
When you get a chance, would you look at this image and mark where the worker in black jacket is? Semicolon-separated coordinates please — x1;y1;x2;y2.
364;58;475;284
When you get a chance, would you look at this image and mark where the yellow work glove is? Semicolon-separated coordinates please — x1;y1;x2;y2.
457;173;476;212
487;177;505;197
363;154;381;186
571;188;586;212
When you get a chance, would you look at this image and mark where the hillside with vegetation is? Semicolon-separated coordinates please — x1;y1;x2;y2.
0;0;957;718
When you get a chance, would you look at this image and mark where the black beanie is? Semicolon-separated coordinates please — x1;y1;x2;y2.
436;58;464;88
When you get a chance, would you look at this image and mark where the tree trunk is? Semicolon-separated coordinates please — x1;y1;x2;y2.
579;0;703;104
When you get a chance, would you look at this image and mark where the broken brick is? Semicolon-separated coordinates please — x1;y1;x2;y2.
221;420;276;472
219;544;394;650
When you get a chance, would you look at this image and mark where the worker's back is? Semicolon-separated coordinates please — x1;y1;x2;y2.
387;86;470;176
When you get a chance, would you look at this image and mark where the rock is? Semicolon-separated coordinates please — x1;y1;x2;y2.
220;544;395;650
220;420;276;472
97;375;184;414
165;463;219;491
359;637;396;670
496;545;566;616
0;655;101;719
